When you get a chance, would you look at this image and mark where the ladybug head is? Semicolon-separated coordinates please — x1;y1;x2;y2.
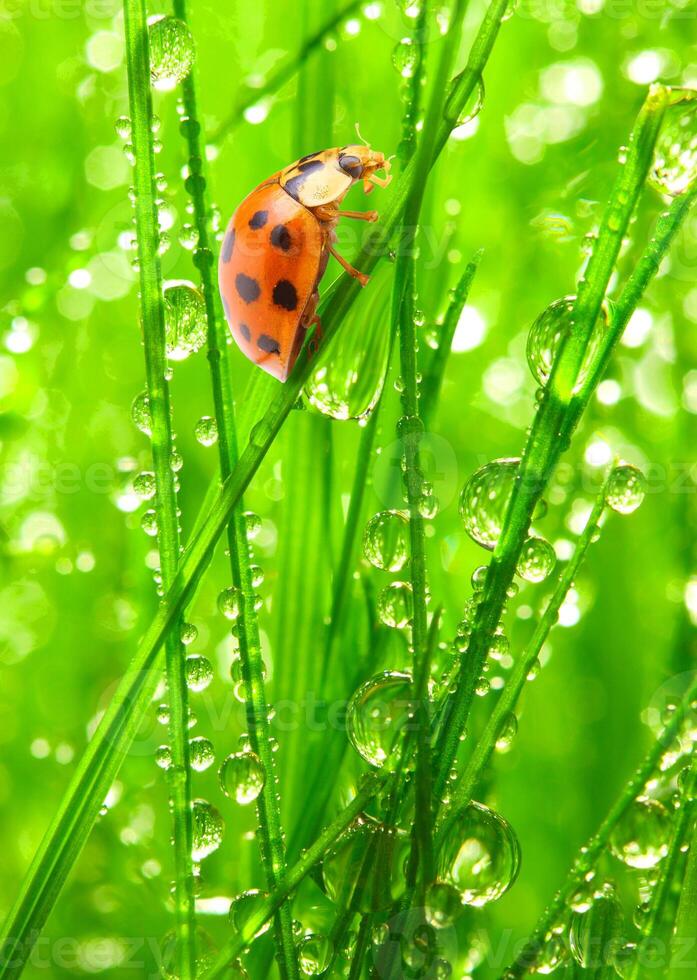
338;145;390;184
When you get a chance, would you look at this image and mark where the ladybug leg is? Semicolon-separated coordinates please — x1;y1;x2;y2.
334;208;379;223
364;173;392;192
328;244;370;287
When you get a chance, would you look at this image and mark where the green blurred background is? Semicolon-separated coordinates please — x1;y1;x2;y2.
1;0;697;976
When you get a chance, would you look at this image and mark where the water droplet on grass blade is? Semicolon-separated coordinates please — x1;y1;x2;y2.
377;581;414;628
189;736;214;772
363;510;409;572
185;654;213;692
303;265;393;421
609;797;670;868
526;296;607;388
218;586;241;621
191;798;223;860
392;37;420;79
219;751;265;804
605;465;647;515
347;670;414;769
649;90;697;197
131;390;152;435
148;16;195;91
569;886;623;970
229;889;271;941
195;415;218;446
517;535;555;583
163;280;207;361
322;815;408;912
437;801;520;907
297;934;333;976
425;881;463;928
459;458;519;551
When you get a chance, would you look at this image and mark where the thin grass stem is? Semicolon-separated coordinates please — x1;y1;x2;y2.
123;2;196;974
171;2;298;973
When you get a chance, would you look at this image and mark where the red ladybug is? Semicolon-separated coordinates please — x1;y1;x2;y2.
218;143;391;382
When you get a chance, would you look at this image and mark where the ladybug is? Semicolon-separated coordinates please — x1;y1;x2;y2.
218;143;391;382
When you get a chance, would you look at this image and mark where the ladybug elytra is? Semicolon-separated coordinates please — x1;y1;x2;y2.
218;143;391;382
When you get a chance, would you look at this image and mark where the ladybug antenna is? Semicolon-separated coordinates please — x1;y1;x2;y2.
354;122;370;147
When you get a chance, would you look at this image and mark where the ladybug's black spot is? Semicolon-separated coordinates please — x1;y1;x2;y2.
272;279;298;312
284;159;326;201
235;273;261;304
239;322;251;342
270;224;292;252
221;229;235;263
249;210;269;230
257;334;281;354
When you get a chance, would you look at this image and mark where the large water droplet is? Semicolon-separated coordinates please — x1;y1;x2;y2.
219;751;266;804
377;581;414;628
363;510;409;572
569;886;623;970
131;390;152;435
191;798;224;860
609;797;670;868
392;37;420;79
526;296;607;388
516;535;556;583
195;415;218;446
185;654;213;692
605;465;647;515
218;586;241;621
458;458;519;551
322;815;408;913
148;16;195;91
437;801;520;907
347;670;414;769
163;280;207;361
303;265;393;421
297;934;333;976
189;736;214;772
229;889;270;940
649;91;697;197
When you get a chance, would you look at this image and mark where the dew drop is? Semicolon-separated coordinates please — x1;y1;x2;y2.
155;744;172;770
133;470;156;500
425;880;463;929
141;508;158;537
322;815;408;913
185;654;213;692
131;390;152;435
363;510;409;572
437;800;520;907
605;465;647;515
218;586;241;621
347;670;414;770
219;751;266;805
191;798;224;860
569;886;623;970
148;16;196;91
526;296;607;388
649;93;697;197
195;415;218;446
297;934;333;976
495;712;518;753
377;581;414;628
516;535;556;583
115;115;132;140
459;459;519;551
189;736;214;772
163;280;207;362
392;37;419;79
229;889;271;940
609;797;670;868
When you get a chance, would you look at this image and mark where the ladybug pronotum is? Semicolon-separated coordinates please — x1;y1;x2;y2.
218;143;392;382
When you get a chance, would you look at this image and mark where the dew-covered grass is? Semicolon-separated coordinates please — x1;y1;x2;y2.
2;1;697;978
